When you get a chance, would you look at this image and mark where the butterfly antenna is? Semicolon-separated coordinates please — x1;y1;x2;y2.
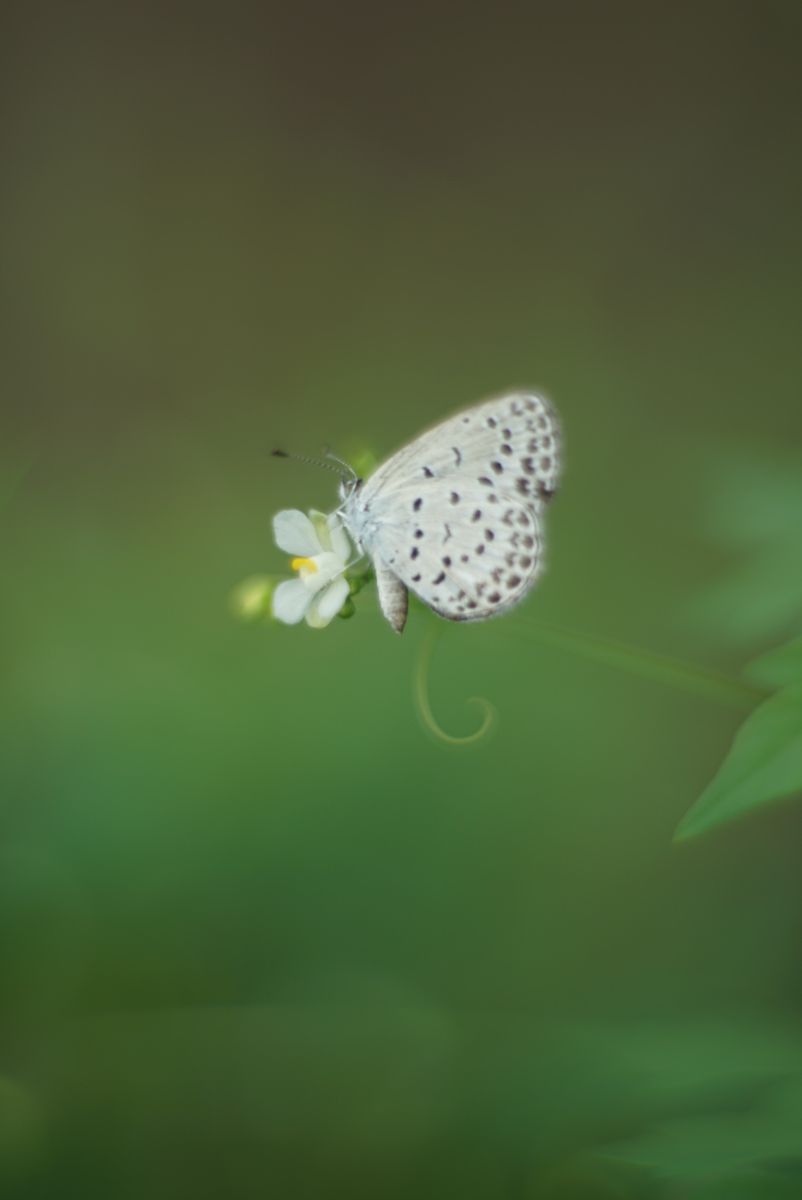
323;447;358;483
271;447;354;482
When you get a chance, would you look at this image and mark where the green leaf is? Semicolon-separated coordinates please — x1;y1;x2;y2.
746;635;802;689
675;685;802;840
606;1079;802;1185
686;449;802;647
687;1173;802;1200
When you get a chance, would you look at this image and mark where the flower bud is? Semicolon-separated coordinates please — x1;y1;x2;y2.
229;576;276;622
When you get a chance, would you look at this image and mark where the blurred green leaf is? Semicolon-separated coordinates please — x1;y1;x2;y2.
675;685;802;840
685;1171;802;1199
606;1080;802;1183
686;451;802;646
599;1020;802;1189
746;636;802;689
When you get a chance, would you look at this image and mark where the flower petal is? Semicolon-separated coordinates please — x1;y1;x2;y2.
272;510;322;556
327;515;351;562
272;578;311;624
308;510;332;552
313;551;346;584
305;577;350;628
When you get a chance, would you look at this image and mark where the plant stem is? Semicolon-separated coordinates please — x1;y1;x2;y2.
415;625;495;744
499;619;769;711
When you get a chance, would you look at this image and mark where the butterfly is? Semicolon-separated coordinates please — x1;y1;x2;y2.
338;390;561;633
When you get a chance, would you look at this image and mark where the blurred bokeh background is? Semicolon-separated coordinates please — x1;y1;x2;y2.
3;2;802;1196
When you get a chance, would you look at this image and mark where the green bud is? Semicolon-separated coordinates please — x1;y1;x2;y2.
338;597;356;619
346;446;379;480
347;567;374;595
229;576;276;622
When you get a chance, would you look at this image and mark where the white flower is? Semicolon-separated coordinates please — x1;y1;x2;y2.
271;509;351;628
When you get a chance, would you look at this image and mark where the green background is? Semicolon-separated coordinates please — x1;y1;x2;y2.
3;3;802;1196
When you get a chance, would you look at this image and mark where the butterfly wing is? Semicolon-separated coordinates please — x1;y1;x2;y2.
363;390;560;504
370;481;545;622
351;391;559;625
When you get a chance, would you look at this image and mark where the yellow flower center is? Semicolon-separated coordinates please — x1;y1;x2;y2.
291;556;317;574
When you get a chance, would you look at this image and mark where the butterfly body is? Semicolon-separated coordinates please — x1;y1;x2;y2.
340;391;561;633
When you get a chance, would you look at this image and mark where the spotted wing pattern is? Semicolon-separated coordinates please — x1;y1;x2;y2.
348;391;560;624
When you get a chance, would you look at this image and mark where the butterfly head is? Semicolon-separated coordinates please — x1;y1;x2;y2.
338;475;362;504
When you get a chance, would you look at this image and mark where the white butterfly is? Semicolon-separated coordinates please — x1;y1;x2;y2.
339;390;561;633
